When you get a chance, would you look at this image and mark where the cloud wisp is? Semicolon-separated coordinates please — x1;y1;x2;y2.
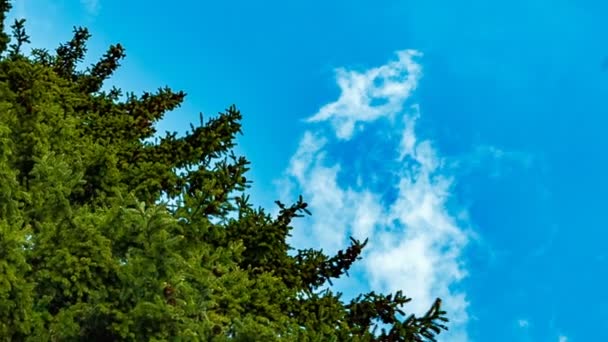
80;0;100;16
278;50;471;340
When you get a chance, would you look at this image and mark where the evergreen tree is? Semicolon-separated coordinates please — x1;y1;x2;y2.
0;1;449;340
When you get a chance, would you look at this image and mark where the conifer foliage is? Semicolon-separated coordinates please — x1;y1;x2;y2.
0;1;449;340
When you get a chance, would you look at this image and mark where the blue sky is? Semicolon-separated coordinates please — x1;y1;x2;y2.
13;0;608;340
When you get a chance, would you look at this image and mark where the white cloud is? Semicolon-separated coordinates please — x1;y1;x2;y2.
518;319;530;328
558;335;568;342
278;50;471;340
306;50;422;140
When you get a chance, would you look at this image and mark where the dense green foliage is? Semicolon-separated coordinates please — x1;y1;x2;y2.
0;1;449;340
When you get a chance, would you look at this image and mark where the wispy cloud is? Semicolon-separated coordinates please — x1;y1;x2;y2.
80;0;100;16
306;50;422;140
449;144;534;179
558;335;568;342
518;319;530;328
278;50;471;340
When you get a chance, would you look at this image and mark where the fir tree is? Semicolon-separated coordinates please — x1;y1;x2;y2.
0;1;449;340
